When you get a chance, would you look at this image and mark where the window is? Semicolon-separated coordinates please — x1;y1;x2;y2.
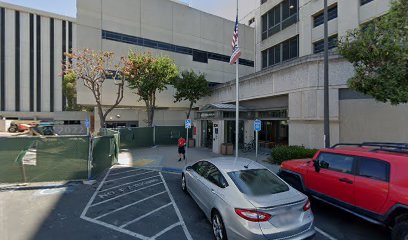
317;153;354;174
101;30;254;67
357;157;390;182
313;35;338;53
262;50;268;68
204;164;228;188
261;36;298;69
192;50;208;63
228;169;289;196
313;5;338;27
262;14;268;40
261;0;267;4
192;161;210;176
261;0;298;40
360;0;373;5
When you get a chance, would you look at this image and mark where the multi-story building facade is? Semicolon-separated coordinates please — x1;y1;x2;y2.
196;0;408;153
0;1;76;120
75;0;255;128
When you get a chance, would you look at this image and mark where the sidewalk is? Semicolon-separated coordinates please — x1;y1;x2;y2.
117;146;280;173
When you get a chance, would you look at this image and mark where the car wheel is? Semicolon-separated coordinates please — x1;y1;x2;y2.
212;211;227;240
8;126;17;133
392;220;408;240
181;174;187;193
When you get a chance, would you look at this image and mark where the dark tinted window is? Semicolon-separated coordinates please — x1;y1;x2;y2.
317;152;354;174
192;50;208;63
357;157;390;182
313;35;338;53
262;50;268;68
192;161;210;176
282;40;290;61
204;164;228;188
228;169;289;196
361;0;373;5
313;5;338;27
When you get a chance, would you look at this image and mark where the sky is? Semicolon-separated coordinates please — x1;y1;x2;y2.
0;0;257;23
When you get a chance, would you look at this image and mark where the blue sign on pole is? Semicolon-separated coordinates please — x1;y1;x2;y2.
254;119;261;132
185;119;192;129
85;118;90;129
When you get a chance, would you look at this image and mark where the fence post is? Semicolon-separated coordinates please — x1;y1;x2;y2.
87;135;93;180
153;126;156;146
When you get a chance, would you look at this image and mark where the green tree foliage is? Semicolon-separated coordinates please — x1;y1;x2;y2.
125;52;178;127
337;0;408;105
62;70;93;112
173;70;212;119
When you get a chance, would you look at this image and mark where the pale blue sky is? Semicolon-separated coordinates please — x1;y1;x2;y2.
0;0;256;22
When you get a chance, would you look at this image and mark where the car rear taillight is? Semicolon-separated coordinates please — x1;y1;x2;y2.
235;208;271;222
303;200;311;211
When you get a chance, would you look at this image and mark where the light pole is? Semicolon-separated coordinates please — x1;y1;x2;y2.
323;0;330;148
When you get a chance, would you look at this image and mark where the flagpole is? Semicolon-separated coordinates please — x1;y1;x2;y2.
235;0;239;158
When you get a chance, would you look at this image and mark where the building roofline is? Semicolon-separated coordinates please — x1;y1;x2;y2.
0;1;76;22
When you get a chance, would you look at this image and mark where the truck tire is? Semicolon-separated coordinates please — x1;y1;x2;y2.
392;220;408;240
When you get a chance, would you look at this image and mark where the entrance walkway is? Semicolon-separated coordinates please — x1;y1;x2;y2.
117;146;278;173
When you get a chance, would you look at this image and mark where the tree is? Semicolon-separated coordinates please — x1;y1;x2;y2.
64;49;127;129
62;70;94;112
173;70;212;119
337;0;408;105
125;52;178;127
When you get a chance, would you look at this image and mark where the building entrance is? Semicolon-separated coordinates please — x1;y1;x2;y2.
201;120;213;149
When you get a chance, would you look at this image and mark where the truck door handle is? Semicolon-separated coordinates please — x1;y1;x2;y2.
339;178;353;184
211;189;216;194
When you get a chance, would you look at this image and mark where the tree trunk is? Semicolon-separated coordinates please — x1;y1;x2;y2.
97;103;105;130
186;101;194;119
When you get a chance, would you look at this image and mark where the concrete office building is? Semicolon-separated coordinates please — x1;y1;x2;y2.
0;2;77;119
196;0;408;153
75;0;255;128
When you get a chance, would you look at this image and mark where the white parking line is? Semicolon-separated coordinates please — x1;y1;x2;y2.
104;170;155;183
109;169;144;176
160;173;193;240
81;215;149;240
91;182;164;207
120;202;173;228
94;191;167;220
150;222;182;240
315;227;338;240
99;175;160;193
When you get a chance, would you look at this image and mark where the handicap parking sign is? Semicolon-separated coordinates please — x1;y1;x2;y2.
85;118;90;129
185;119;192;129
254;119;261;132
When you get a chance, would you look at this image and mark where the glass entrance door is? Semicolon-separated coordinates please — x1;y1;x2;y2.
201;120;213;148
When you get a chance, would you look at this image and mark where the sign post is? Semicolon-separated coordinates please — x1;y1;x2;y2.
85;118;90;136
254;119;261;161
185;119;192;165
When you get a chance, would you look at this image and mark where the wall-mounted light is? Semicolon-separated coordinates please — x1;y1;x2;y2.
289;5;295;9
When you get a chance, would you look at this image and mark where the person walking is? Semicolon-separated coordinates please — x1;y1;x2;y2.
177;136;186;162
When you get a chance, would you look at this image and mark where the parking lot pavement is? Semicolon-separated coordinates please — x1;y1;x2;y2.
0;164;389;240
81;167;193;240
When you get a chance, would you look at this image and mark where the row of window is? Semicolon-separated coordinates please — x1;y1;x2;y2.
261;0;298;40
0;8;72;112
313;35;338;54
261;35;299;69
360;0;374;5
317;152;390;182
313;4;338;28
102;30;254;67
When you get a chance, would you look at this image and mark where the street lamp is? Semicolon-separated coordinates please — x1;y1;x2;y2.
323;0;330;148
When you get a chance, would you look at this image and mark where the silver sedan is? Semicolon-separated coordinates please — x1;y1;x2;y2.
181;157;315;240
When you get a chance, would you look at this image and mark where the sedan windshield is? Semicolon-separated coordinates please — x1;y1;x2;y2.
228;169;289;196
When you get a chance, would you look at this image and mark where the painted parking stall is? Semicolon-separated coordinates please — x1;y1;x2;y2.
81;167;192;240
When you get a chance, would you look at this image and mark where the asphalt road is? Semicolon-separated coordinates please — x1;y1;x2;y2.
0;166;389;240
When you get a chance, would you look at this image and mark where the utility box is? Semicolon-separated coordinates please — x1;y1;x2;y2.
221;143;227;155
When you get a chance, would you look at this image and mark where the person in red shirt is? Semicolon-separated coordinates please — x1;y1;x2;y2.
178;137;186;162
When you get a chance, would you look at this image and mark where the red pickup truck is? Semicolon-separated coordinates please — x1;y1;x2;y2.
278;142;408;240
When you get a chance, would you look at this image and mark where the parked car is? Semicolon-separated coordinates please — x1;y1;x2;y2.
181;157;315;240
7;120;39;133
278;142;408;240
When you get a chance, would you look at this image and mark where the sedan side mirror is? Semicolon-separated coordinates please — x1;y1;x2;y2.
186;166;193;171
313;160;320;173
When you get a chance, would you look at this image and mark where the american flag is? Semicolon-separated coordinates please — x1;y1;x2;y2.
229;14;241;65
